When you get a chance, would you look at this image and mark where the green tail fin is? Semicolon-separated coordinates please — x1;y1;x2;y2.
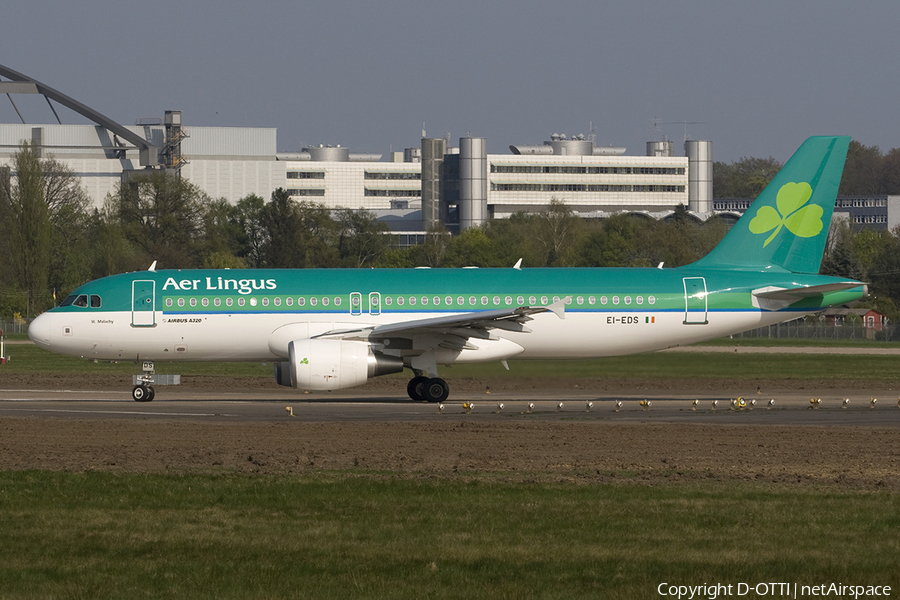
690;135;850;274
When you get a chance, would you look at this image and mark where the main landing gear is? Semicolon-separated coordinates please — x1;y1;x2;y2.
407;375;450;403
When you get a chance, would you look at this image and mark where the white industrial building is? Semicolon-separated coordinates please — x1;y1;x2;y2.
0;121;283;207
281;146;421;210
0;121;707;233
1;61;712;234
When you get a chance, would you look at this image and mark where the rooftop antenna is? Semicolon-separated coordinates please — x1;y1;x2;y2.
672;120;704;143
652;118;705;142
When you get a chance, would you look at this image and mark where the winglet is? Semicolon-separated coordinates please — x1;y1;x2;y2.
148;260;157;272
513;258;523;270
547;296;569;320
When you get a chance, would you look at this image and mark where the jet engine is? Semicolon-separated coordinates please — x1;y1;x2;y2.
274;339;403;390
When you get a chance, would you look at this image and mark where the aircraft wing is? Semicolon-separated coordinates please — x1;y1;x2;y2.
752;282;866;311
312;297;568;345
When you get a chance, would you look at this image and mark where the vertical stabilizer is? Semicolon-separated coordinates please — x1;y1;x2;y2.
690;136;850;274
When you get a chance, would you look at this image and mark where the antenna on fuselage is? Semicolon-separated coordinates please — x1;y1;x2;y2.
148;261;157;272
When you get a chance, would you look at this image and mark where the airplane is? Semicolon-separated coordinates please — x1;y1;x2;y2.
28;136;865;402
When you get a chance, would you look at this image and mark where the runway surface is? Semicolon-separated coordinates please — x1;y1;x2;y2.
2;387;899;426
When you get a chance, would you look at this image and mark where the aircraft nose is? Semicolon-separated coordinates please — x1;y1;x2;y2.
28;313;53;349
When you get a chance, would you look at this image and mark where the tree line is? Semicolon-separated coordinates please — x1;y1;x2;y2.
714;140;900;198
3;139;900;320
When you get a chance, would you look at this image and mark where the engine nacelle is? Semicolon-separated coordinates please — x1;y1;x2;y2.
275;339;403;390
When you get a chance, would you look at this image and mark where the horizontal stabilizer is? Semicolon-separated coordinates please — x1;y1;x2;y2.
752;282;865;311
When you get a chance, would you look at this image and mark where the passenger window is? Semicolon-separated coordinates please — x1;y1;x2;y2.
90;295;101;308
73;295;88;307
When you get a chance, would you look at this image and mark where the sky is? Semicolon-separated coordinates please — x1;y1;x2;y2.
1;0;898;164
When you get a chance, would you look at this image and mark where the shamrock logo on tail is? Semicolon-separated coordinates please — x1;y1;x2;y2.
748;182;823;247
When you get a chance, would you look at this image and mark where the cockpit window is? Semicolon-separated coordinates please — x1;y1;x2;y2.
72;295;89;308
90;295;101;308
59;295;77;307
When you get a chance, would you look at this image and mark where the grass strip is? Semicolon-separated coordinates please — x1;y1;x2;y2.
0;471;897;599
3;343;900;384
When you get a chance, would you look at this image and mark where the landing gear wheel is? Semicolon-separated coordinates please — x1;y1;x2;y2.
132;385;153;402
407;376;429;401
146;386;155;402
423;378;450;403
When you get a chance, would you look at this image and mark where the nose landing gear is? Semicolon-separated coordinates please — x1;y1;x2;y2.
130;360;180;402
132;384;155;402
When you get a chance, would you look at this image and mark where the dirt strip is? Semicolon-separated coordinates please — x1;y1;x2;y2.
1;417;897;489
